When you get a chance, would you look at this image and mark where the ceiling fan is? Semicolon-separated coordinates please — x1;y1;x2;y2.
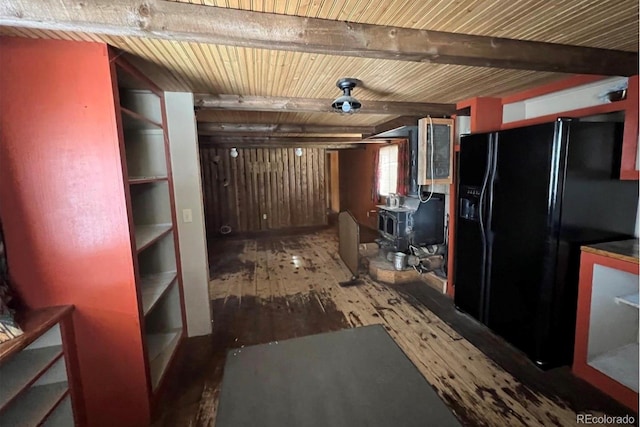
331;78;395;113
332;78;362;114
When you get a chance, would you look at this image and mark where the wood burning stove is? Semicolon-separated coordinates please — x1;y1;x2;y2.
377;194;445;252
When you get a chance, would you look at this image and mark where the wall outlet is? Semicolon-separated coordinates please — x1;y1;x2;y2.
183;208;193;223
262;214;267;220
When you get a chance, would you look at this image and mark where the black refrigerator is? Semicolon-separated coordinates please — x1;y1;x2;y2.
454;118;638;369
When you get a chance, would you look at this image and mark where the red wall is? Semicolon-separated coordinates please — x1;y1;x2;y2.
0;37;149;427
339;145;380;230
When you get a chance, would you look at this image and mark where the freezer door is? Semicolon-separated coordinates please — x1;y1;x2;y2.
454;133;491;321
485;122;562;367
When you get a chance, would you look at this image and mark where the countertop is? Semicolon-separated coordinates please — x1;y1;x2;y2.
581;239;640;265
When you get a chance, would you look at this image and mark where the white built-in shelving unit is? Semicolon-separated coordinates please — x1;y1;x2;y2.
587;264;639;393
115;63;185;392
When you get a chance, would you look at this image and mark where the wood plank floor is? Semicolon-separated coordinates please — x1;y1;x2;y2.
154;229;634;427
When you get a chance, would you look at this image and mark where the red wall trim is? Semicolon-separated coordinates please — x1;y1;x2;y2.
59;313;87;426
620;75;639;180
456;97;502;133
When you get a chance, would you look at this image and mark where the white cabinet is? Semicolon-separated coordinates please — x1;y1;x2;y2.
573;240;639;411
586;264;639;393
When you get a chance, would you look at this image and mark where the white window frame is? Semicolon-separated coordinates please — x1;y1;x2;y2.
378;145;398;196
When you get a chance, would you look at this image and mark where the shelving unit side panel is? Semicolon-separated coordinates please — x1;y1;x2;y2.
159;94;188;338
59;309;86;427
1;38;149;427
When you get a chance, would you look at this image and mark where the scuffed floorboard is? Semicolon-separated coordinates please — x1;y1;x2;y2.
155;229;633;427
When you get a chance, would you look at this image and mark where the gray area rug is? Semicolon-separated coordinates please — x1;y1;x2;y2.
215;324;462;427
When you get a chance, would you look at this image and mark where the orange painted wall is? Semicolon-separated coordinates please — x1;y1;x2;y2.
339;145;380;230
0;37;149;426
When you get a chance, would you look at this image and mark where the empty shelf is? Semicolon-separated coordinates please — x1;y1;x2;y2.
614;293;639;309
135;224;172;253
121;107;163;131
129;176;168;185
0;382;68;426
589;343;639;392
0;346;63;410
42;396;73;427
141;272;178;315
147;330;182;390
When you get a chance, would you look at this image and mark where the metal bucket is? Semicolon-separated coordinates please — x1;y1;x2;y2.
393;252;407;271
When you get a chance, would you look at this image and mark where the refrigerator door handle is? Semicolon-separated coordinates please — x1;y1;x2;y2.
477;134;493;319
479;135;493;245
483;133;499;321
487;133;499;233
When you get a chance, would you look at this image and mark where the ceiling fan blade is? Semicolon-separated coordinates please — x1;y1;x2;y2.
358;83;395;97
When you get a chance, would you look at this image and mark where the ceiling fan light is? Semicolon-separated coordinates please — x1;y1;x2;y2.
332;94;362;113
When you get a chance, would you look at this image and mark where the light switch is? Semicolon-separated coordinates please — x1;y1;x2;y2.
183;209;193;223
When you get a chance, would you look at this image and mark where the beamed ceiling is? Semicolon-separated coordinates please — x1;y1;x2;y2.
1;0;638;146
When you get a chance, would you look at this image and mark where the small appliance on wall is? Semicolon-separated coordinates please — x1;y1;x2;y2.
417;117;454;185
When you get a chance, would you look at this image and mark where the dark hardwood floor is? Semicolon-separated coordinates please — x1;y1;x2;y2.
154;229;636;427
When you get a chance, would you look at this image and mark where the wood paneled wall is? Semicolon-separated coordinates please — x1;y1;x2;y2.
200;147;327;234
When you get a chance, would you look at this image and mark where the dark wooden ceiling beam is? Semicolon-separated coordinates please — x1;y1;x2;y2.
194;94;455;116
1;1;636;75
200;142;364;150
197;122;375;135
199;136;366;146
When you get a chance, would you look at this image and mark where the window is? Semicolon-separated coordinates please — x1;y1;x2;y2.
378;145;398;196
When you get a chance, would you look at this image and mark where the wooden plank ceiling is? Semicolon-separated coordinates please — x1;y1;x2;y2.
1;0;638;146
